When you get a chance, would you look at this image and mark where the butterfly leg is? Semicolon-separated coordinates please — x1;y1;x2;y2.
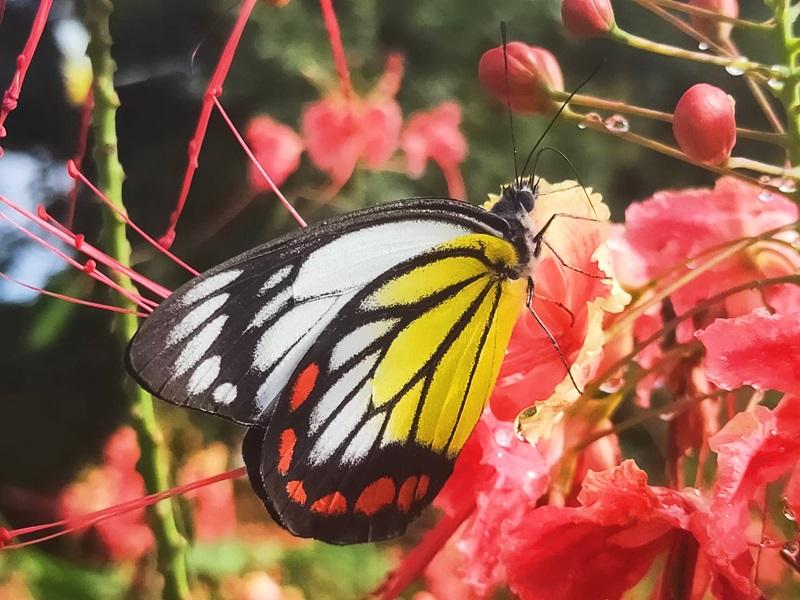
525;277;583;395
532;212;608;281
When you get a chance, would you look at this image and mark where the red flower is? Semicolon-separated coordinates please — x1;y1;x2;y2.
244;115;303;191
177;443;237;541
502;461;758;599
561;0;616;38
618;177;799;323
673;84;737;165
400;102;467;199
697;309;800;395
689;0;739;42
58;427;154;561
478;43;564;114
708;399;800;541
301;53;404;195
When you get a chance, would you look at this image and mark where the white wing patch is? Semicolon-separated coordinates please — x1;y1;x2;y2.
168;294;228;346
329;319;397;370
309;381;372;465
258;265;293;295
174;315;228;377
181;270;242;306
249;287;292;330
187;355;222;394
292;221;469;301
310;352;379;434
341;413;385;465
213;382;237;405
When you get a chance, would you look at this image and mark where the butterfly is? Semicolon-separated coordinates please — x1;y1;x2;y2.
126;181;561;544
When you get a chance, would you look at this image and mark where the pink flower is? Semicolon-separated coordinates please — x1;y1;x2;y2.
58;427;153;561
301;53;404;195
697;309;800;395
400;102;467;199
244;115;303;191
177;443;237;541
478;43;564;114
618;177;799;322
561;0;616;38
673;84;737;165
502;461;758;599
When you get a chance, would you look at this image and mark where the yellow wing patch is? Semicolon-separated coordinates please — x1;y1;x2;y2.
371;233;526;457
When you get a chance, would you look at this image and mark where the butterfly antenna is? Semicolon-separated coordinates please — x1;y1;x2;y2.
519;59;605;183
500;22;520;188
528;146;599;219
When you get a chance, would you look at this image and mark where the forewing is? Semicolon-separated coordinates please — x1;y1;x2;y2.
126;199;512;425
244;233;527;543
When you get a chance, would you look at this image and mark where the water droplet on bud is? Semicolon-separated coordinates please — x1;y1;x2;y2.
781;541;800;572
759;175;772;185
768;78;785;91
725;57;748;76
759;191;773;202
783;501;797;522
698;42;709;51
778;179;797;193
604;114;629;132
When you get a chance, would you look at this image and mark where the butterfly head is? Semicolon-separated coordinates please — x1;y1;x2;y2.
493;180;538;219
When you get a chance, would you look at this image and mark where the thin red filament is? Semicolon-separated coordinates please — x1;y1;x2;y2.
0;271;148;317
162;0;259;249
319;0;353;99
66;161;200;276
212;97;307;228
64;90;95;229
0;467;247;550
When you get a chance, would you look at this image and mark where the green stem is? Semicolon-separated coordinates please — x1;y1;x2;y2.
645;0;776;31
83;2;190;599
610;26;787;78
775;0;800;163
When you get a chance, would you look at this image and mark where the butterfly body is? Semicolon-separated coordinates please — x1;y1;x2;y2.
127;184;541;544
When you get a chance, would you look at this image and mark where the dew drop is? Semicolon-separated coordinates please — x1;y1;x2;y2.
768;77;785;91
759;191;773;202
779;178;797;193
783;501;797;522
580;112;602;130
698;42;709;51
604;114;630;132
759;174;773;185
494;426;514;449
725;57;748;77
781;541;800;572
760;536;774;548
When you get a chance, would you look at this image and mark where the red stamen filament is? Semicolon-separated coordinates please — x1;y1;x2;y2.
0;195;170;300
0;467;247;550
0;0;54;138
162;0;259;248
319;0;353;99
0;211;155;312
64;90;95;229
0;271;147;317
212;97;307;228
67;161;200;276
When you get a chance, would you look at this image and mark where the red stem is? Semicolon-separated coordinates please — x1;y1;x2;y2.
377;497;475;600
64;89;95;229
0;0;53;141
438;160;466;201
161;0;258;249
319;0;353;99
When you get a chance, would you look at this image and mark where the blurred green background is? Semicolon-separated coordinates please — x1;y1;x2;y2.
0;0;783;598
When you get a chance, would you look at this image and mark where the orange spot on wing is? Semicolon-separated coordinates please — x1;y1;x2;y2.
278;428;296;475
286;480;307;504
415;475;430;501
311;491;348;515
355;477;396;516
290;363;319;411
397;476;418;513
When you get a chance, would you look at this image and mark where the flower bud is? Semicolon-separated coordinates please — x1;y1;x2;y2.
673;83;736;165
478;43;564;114
561;0;615;38
689;0;738;43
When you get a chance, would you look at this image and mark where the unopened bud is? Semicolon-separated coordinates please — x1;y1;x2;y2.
478;42;564;114
673;83;736;165
561;0;615;38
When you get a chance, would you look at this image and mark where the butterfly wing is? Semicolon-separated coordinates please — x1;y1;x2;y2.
126;199;513;425
244;233;527;543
